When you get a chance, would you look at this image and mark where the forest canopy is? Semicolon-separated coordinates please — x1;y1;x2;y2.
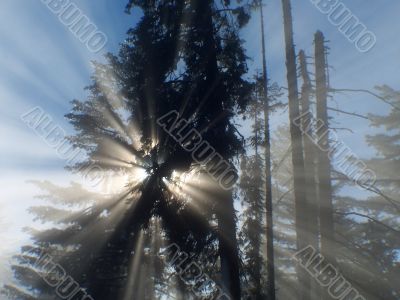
0;1;399;300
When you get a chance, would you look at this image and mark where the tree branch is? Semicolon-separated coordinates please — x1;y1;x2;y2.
335;211;400;233
329;88;400;111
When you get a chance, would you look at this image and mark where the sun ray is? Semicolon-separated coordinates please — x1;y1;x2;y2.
122;229;145;300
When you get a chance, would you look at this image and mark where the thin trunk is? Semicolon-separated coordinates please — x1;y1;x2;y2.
259;1;276;299
299;50;320;300
314;31;336;300
281;1;310;299
252;75;262;299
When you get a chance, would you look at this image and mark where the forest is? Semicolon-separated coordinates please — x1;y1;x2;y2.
0;0;399;300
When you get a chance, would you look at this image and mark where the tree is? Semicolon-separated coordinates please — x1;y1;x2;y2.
298;50;320;300
158;1;253;297
343;85;400;299
314;32;336;300
239;149;265;299
238;74;281;299
2;181;136;300
258;1;276;298
5;1;254;299
281;1;310;299
269;125;300;300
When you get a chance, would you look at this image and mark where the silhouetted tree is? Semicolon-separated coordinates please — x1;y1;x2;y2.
5;1;254;299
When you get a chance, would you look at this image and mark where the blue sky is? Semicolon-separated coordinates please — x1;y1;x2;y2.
0;0;399;284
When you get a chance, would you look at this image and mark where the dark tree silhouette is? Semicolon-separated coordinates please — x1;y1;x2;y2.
4;1;253;299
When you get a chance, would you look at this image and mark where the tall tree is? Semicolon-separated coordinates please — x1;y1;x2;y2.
5;1;254;299
352;85;400;299
239;146;265;299
281;1;310;299
314;32;336;294
298;50;320;300
239;74;281;299
258;1;276;298
174;1;253;297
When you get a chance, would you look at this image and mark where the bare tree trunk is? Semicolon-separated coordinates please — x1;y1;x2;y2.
253;77;263;299
299;50;320;300
314;31;336;300
281;1;310;299
259;2;276;300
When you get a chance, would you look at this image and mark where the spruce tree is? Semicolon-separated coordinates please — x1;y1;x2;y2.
4;1;254;299
258;1;276;298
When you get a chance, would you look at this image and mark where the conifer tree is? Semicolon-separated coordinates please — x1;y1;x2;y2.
258;2;276;298
4;1;254;299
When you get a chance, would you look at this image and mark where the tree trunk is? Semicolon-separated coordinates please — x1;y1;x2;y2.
314;31;336;300
216;189;241;300
281;1;310;299
259;1;276;299
299;50;320;300
253;78;263;299
199;1;242;298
